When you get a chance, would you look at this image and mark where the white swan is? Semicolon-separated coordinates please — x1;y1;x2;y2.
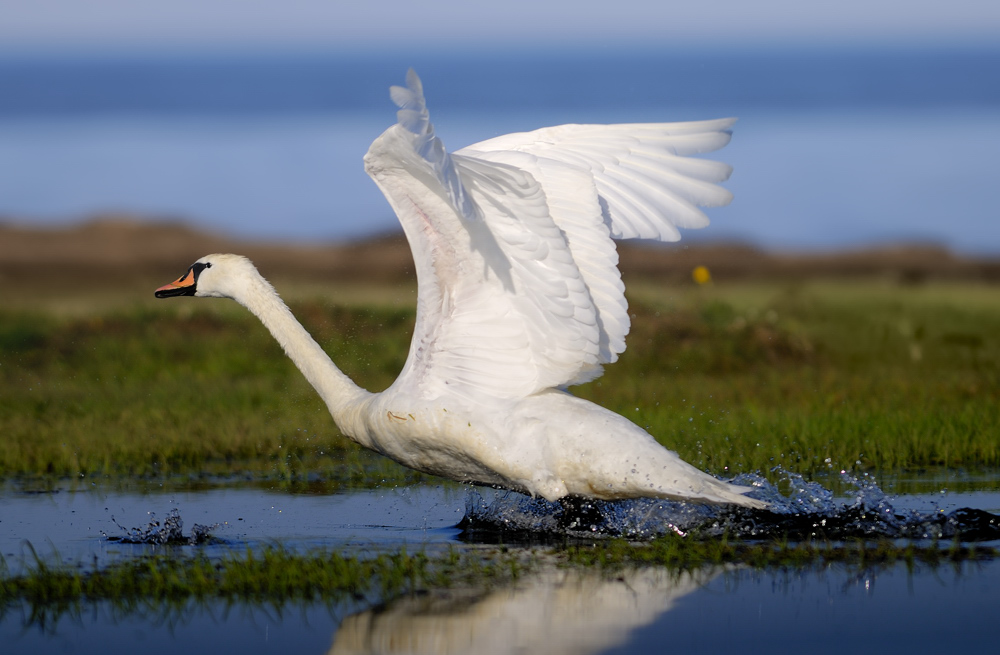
155;70;764;509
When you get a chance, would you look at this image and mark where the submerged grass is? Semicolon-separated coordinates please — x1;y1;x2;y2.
1;536;994;619
0;545;525;624
1;279;997;481
563;534;999;570
565;535;1000;571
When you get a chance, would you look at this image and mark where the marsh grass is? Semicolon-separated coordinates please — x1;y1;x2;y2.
585;281;1000;475
0;302;423;483
1;536;994;618
563;534;999;570
1;279;998;481
0;545;524;624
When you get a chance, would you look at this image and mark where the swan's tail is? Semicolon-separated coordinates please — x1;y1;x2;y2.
686;477;768;510
631;444;770;509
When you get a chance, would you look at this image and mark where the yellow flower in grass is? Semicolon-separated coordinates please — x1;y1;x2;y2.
692;265;712;285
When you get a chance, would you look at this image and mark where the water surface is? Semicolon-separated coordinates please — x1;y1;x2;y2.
1;484;467;573
2;474;999;654
4;559;998;654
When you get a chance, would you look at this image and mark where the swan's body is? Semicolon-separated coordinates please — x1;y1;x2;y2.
156;70;764;508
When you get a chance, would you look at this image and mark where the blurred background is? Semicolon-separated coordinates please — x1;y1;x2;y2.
0;0;998;254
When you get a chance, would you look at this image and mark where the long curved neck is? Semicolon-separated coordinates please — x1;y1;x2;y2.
232;274;375;443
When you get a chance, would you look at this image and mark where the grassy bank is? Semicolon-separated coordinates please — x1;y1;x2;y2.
1;278;997;482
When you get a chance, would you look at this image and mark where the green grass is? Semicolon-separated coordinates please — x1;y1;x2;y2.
0;302;422;484
2;536;994;620
0;545;525;622
583;281;1000;476
562;534;998;569
1;279;998;482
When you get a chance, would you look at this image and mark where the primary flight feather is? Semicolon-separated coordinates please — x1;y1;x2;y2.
155;69;765;509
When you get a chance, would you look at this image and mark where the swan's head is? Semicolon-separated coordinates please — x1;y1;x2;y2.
155;254;259;300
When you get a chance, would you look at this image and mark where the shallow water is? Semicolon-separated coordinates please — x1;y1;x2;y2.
4;471;998;573
2;473;999;654
1;484;467;574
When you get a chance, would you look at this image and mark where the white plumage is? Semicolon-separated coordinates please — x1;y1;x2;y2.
156;70;764;509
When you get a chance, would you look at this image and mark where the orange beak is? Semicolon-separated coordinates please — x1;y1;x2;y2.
155;267;198;298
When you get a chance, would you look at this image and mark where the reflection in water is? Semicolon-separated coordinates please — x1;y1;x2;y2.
329;567;714;655
5;560;1000;653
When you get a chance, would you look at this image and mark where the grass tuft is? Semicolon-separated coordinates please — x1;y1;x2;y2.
0;545;521;622
2;536;993;622
562;534;998;569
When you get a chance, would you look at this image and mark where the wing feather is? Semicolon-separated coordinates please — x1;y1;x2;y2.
364;71;734;402
459;120;735;240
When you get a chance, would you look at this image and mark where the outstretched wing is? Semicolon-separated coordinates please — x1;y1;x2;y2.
364;70;733;403
459;120;735;240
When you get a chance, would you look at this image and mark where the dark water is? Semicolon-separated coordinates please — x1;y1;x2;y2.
4;561;999;654
606;561;1000;654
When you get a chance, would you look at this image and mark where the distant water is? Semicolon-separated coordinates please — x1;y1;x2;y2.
1;48;998;252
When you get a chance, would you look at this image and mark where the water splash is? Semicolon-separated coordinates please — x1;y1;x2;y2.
459;469;1000;542
105;508;218;545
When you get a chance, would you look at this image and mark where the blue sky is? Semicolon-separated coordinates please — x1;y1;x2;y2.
1;0;999;52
